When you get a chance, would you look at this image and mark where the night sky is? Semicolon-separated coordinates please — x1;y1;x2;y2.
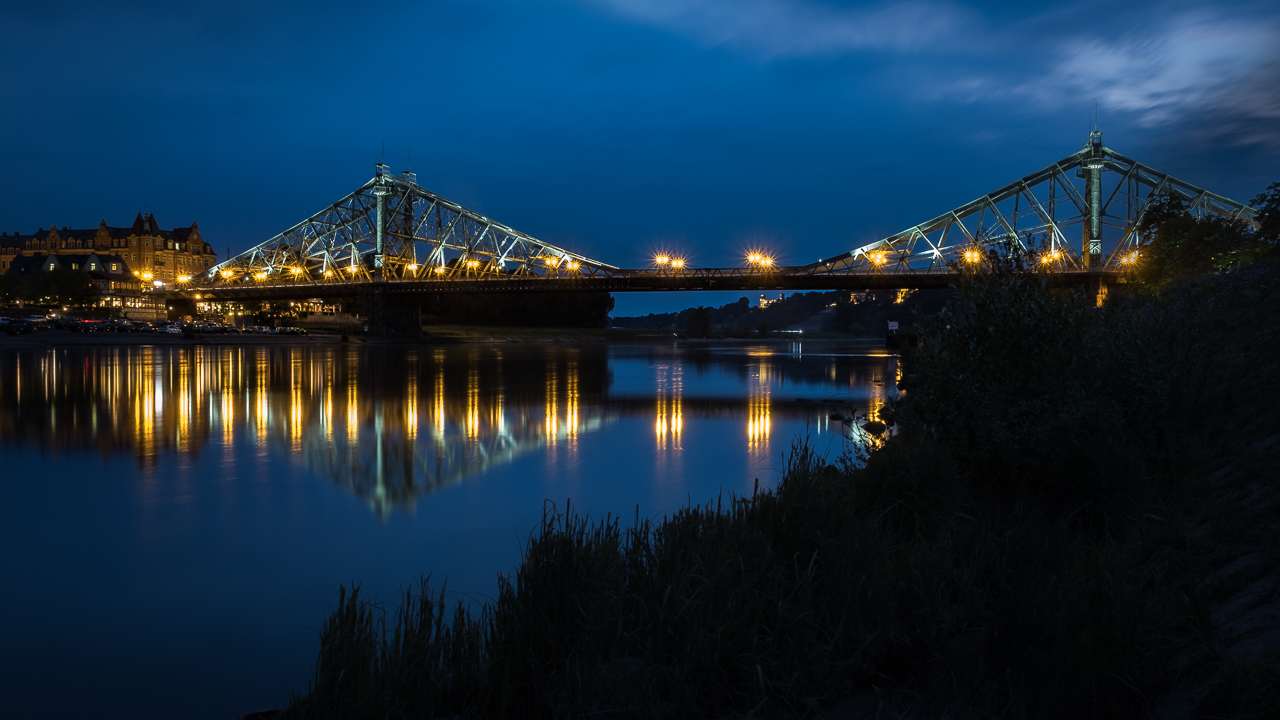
3;0;1277;315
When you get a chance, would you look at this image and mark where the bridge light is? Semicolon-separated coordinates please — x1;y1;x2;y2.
255;272;267;280
671;257;685;269
654;254;670;266
291;267;301;275
962;250;980;264
324;269;333;277
434;266;446;274
467;260;479;268
177;275;190;283
567;261;580;270
407;263;418;271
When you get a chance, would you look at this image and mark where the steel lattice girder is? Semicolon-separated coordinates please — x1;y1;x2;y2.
203;166;617;287
805;141;1261;276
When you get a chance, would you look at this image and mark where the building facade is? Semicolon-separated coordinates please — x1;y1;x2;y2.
0;212;217;283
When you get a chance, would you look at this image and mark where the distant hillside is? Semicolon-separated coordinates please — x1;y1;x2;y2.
611;289;953;337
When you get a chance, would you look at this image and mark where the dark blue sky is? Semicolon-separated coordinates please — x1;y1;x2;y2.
3;0;1277;314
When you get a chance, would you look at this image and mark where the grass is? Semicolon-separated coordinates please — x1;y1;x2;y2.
289;253;1280;719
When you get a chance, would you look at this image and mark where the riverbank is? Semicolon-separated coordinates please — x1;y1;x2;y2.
0;325;884;348
274;258;1279;720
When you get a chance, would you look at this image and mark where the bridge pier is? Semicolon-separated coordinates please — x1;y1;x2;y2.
1086;274;1109;308
362;285;422;338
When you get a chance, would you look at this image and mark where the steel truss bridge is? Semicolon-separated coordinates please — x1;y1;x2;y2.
187;131;1259;304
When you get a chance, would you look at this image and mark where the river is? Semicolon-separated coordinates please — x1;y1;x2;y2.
0;340;897;719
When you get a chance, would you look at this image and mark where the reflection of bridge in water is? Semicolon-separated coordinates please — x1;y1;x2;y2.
0;344;896;518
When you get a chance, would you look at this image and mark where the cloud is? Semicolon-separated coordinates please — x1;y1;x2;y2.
1048;12;1279;128
920;7;1280;148
584;0;971;58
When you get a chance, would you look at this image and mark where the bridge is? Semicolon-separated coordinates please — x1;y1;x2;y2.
181;130;1260;333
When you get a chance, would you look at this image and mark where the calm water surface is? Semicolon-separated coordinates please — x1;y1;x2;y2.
0;341;897;719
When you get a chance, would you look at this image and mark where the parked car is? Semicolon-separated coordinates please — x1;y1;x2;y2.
5;320;35;335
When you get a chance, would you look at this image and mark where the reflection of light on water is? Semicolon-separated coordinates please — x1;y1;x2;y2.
654;362;683;450
434;364;445;436
222;392;234;439
290;387;303;447
545;365;558;443
406;366;418;441
566;360;579;439
747;395;770;448
467;368;480;439
347;383;358;442
747;359;771;452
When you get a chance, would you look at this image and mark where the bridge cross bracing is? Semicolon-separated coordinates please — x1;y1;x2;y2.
196;132;1259;297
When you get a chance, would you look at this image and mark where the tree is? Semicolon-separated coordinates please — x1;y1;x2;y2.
1252;181;1280;245
684;306;711;338
1134;193;1264;288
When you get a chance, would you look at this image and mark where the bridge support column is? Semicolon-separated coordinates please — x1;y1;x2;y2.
1085;274;1108;308
361;285;422;338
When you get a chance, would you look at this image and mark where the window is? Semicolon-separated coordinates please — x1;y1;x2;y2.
111;263;119;271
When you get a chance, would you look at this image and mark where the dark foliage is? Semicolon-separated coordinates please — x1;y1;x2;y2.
296;242;1280;720
0;268;99;307
684;306;711;338
1132;193;1273;289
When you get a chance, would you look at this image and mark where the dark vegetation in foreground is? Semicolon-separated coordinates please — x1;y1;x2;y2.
287;188;1280;719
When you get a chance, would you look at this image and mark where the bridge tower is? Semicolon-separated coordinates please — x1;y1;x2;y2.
1081;128;1105;270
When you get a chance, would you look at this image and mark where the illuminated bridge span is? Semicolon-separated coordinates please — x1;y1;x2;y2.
188;131;1260;314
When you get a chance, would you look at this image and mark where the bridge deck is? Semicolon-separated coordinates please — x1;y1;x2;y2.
183;268;1122;300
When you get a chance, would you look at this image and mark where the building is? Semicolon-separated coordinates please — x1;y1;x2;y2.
0;212;217;283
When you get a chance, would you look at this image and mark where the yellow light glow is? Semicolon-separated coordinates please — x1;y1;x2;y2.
434;266;446;274
177;275;190;282
221;270;234;278
407;264;418;271
467;260;479;268
291;267;301;274
567;261;580;270
324;270;333;277
671;258;685;268
654;254;670;265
